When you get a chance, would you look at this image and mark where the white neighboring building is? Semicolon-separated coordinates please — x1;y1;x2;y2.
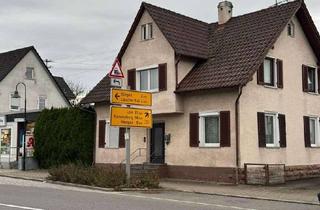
0;46;74;168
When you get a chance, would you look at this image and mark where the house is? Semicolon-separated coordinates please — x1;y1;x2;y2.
81;0;320;183
0;46;74;168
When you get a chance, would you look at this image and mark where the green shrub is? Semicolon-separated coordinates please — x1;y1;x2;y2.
130;172;160;189
34;107;95;168
48;163;159;189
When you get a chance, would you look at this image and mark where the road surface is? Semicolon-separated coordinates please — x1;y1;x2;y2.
0;177;318;210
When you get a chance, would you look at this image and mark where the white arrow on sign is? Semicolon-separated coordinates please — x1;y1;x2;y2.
110;78;122;87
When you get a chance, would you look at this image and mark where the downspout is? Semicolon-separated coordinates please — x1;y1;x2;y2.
235;85;243;185
175;54;182;89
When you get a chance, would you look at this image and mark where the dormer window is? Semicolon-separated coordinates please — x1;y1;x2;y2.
141;23;153;41
26;67;34;80
287;21;295;37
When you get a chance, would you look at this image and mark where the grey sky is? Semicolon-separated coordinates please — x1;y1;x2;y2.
0;0;319;91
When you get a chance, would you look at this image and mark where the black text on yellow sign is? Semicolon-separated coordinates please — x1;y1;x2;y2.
110;106;152;128
111;89;152;106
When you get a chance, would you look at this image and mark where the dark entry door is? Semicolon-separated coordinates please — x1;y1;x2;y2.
150;123;165;164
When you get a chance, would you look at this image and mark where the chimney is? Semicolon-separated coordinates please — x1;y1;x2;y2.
218;1;233;25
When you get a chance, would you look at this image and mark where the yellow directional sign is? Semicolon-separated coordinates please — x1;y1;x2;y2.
111;89;152;106
110;106;152;128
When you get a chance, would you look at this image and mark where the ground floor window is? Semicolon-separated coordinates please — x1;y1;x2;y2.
105;121;119;148
309;117;320;147
265;113;279;147
0;128;11;155
199;112;220;147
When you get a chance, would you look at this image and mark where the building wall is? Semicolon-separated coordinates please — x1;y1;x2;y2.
121;11;178;114
95;89;239;168
239;16;320;166
0;51;69;114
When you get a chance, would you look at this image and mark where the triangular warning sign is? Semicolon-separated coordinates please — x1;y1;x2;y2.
108;58;124;78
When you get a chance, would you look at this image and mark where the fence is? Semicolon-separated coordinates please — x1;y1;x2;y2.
244;163;286;185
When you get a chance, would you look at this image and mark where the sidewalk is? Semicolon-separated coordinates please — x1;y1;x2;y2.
0;169;48;181
160;178;320;205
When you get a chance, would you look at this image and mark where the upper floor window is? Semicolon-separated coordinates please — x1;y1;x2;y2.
302;65;318;94
265;113;279;147
127;63;167;92
25;67;34;80
263;58;275;86
38;96;47;110
258;57;283;88
141;23;153;41
287;21;295;37
136;67;159;92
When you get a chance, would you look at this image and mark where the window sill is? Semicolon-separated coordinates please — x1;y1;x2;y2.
306;92;319;96
199;144;221;148
263;85;278;89
264;146;282;149
310;146;320;148
140;38;154;42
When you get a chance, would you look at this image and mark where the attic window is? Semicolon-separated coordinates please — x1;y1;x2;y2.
26;67;34;80
287;21;295;37
141;23;153;41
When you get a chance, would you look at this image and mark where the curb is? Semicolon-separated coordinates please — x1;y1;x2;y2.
45;180;164;192
0;174;163;193
0;174;45;182
162;187;320;206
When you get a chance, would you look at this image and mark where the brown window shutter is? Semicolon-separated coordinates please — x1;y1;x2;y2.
278;114;286;148
98;120;106;148
303;116;311;147
257;112;266;147
119;128;126;148
257;63;264;85
158;63;167;91
220;111;231;147
127;69;136;90
277;59;283;88
189;113;199;147
302;65;308;92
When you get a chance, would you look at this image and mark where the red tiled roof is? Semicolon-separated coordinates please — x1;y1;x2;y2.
177;1;304;92
80;75;111;104
82;1;320;103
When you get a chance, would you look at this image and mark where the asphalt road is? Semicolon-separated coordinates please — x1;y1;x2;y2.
0;177;318;210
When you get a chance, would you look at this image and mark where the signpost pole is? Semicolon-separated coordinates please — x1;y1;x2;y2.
125;127;130;185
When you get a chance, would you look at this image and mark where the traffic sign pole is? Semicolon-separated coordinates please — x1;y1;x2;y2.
125;127;130;185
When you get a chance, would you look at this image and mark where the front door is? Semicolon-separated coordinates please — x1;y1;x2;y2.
150;123;165;164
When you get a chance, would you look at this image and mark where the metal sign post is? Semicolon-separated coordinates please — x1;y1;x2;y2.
125;127;130;184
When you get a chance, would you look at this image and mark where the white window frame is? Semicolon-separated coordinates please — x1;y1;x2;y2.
306;65;318;94
9;93;20;111
25;67;35;80
105;121;119;149
38;96;47;110
264;112;280;148
287;21;295;37
199;111;220;148
263;56;277;88
136;65;159;92
309;116;320;147
141;23;153;41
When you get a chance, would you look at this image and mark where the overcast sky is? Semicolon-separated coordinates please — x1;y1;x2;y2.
0;0;319;91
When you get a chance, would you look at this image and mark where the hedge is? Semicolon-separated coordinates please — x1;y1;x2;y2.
34;107;95;168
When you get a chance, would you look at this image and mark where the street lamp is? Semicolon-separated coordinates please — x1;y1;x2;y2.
12;82;27;171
